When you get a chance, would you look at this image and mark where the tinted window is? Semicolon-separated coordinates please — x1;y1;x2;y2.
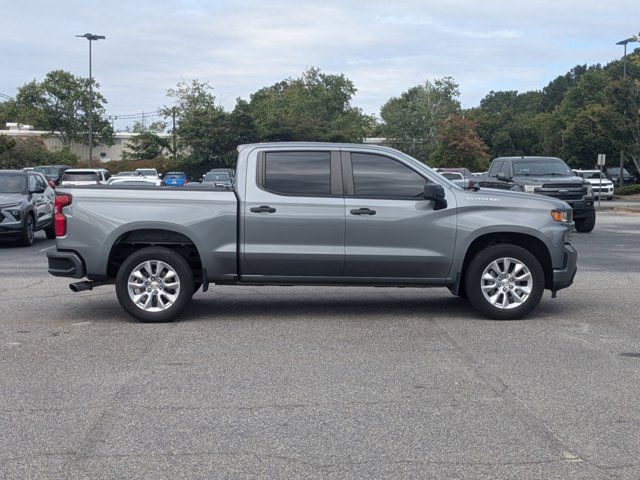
0;174;26;193
488;161;503;177
62;172;99;182
204;172;231;183
351;153;426;199
264;151;331;196
513;160;572;176
28;175;37;191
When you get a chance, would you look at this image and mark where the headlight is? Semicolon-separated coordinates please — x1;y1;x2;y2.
551;209;572;223
524;185;542;193
585;184;593;197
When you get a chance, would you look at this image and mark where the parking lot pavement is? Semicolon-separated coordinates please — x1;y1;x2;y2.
1;212;640;479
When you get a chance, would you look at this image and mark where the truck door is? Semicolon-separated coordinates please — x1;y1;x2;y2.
242;149;346;278
342;151;457;279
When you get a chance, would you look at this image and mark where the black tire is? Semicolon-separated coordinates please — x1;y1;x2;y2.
17;214;35;247
44;221;56;239
575;210;596;233
115;246;194;323
607;196;613;201
193;281;202;296
465;244;545;320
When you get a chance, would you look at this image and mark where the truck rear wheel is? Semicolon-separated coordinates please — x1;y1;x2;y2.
574;210;596;233
465;244;544;320
115;247;194;323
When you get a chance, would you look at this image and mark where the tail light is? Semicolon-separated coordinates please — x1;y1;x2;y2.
54;193;72;237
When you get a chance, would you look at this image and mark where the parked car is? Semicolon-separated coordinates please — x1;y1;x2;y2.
162;171;189;187
48;143;576;323
114;171;141;178
202;169;234;187
107;176;158;186
573;169;614;200
59;169;111;186
474;156;595;233
135;168;163;186
438;171;467;188
0;170;55;245
604;167;637;185
33;165;72;186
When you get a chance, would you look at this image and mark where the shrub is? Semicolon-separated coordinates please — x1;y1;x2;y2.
615;184;640;196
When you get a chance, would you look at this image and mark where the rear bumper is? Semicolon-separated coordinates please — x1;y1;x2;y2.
47;250;85;278
552;244;577;291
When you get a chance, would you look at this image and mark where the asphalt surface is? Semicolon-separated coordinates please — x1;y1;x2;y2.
1;211;640;479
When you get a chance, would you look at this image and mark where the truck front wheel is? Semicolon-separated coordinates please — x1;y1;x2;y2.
115;247;194;323
574;210;596;233
465;244;544;320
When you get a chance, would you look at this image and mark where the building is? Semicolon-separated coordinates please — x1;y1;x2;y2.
1;123;170;162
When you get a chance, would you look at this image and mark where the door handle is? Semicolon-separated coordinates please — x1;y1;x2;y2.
350;208;376;215
250;205;276;213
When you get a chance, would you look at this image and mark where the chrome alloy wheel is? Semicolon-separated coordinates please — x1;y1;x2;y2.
480;257;532;310
127;260;181;312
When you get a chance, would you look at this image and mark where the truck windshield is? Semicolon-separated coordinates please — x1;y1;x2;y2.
513;160;572;176
137;169;157;176
0;174;26;193
578;172;604;180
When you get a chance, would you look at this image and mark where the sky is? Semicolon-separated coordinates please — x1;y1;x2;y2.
0;0;638;130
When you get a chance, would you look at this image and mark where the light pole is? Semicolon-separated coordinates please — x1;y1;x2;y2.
615;35;639;187
76;33;105;166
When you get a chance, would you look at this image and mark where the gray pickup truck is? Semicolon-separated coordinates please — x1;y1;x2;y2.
47;143;577;322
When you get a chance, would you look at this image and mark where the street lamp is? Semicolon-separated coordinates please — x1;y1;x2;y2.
76;33;106;166
615;35;638;80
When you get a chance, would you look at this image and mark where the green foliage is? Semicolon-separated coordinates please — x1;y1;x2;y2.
381;77;461;162
11;70;114;149
247;67;370;142
122;132;170;161
0;134;79;169
615;184;640;195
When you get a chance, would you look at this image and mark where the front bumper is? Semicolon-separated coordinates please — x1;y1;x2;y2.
552;244;577;291
47;250;85;278
566;199;594;219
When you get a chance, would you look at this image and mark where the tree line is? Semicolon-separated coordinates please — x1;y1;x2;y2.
1;50;639;175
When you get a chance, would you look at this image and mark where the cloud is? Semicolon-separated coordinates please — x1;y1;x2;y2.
0;0;637;129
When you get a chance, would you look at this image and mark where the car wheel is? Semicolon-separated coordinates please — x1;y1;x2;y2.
115;247;194;323
44;221;56;239
465;244;544;320
575;210;596;233
17;214;35;247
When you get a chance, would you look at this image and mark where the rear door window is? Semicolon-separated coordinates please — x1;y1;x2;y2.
262;151;331;196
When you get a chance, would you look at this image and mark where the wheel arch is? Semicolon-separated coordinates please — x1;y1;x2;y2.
453;231;553;297
106;227;204;281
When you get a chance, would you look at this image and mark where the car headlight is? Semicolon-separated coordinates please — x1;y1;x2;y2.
524;185;542;193
551;209;572;223
585;183;593;197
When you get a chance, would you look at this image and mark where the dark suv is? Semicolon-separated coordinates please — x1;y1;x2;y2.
0;170;56;246
475;156;596;232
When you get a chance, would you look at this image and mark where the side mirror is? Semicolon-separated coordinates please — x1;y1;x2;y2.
423;183;447;210
496;172;511;182
158;173;163;178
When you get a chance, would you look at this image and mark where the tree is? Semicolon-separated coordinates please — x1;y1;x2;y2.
12;70;113;149
429;115;490;171
122;132;170;161
0;134;78;169
380;77;461;162
248;67;370;142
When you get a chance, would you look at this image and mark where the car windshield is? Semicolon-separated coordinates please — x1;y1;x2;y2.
62;172;99;182
607;168;630;175
204;173;231;183
0;174;26;193
578;171;605;180
117;172;139;177
513;160;572;176
137;169;157;176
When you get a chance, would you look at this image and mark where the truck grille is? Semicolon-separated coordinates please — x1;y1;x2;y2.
537;183;587;201
0;212;4;223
